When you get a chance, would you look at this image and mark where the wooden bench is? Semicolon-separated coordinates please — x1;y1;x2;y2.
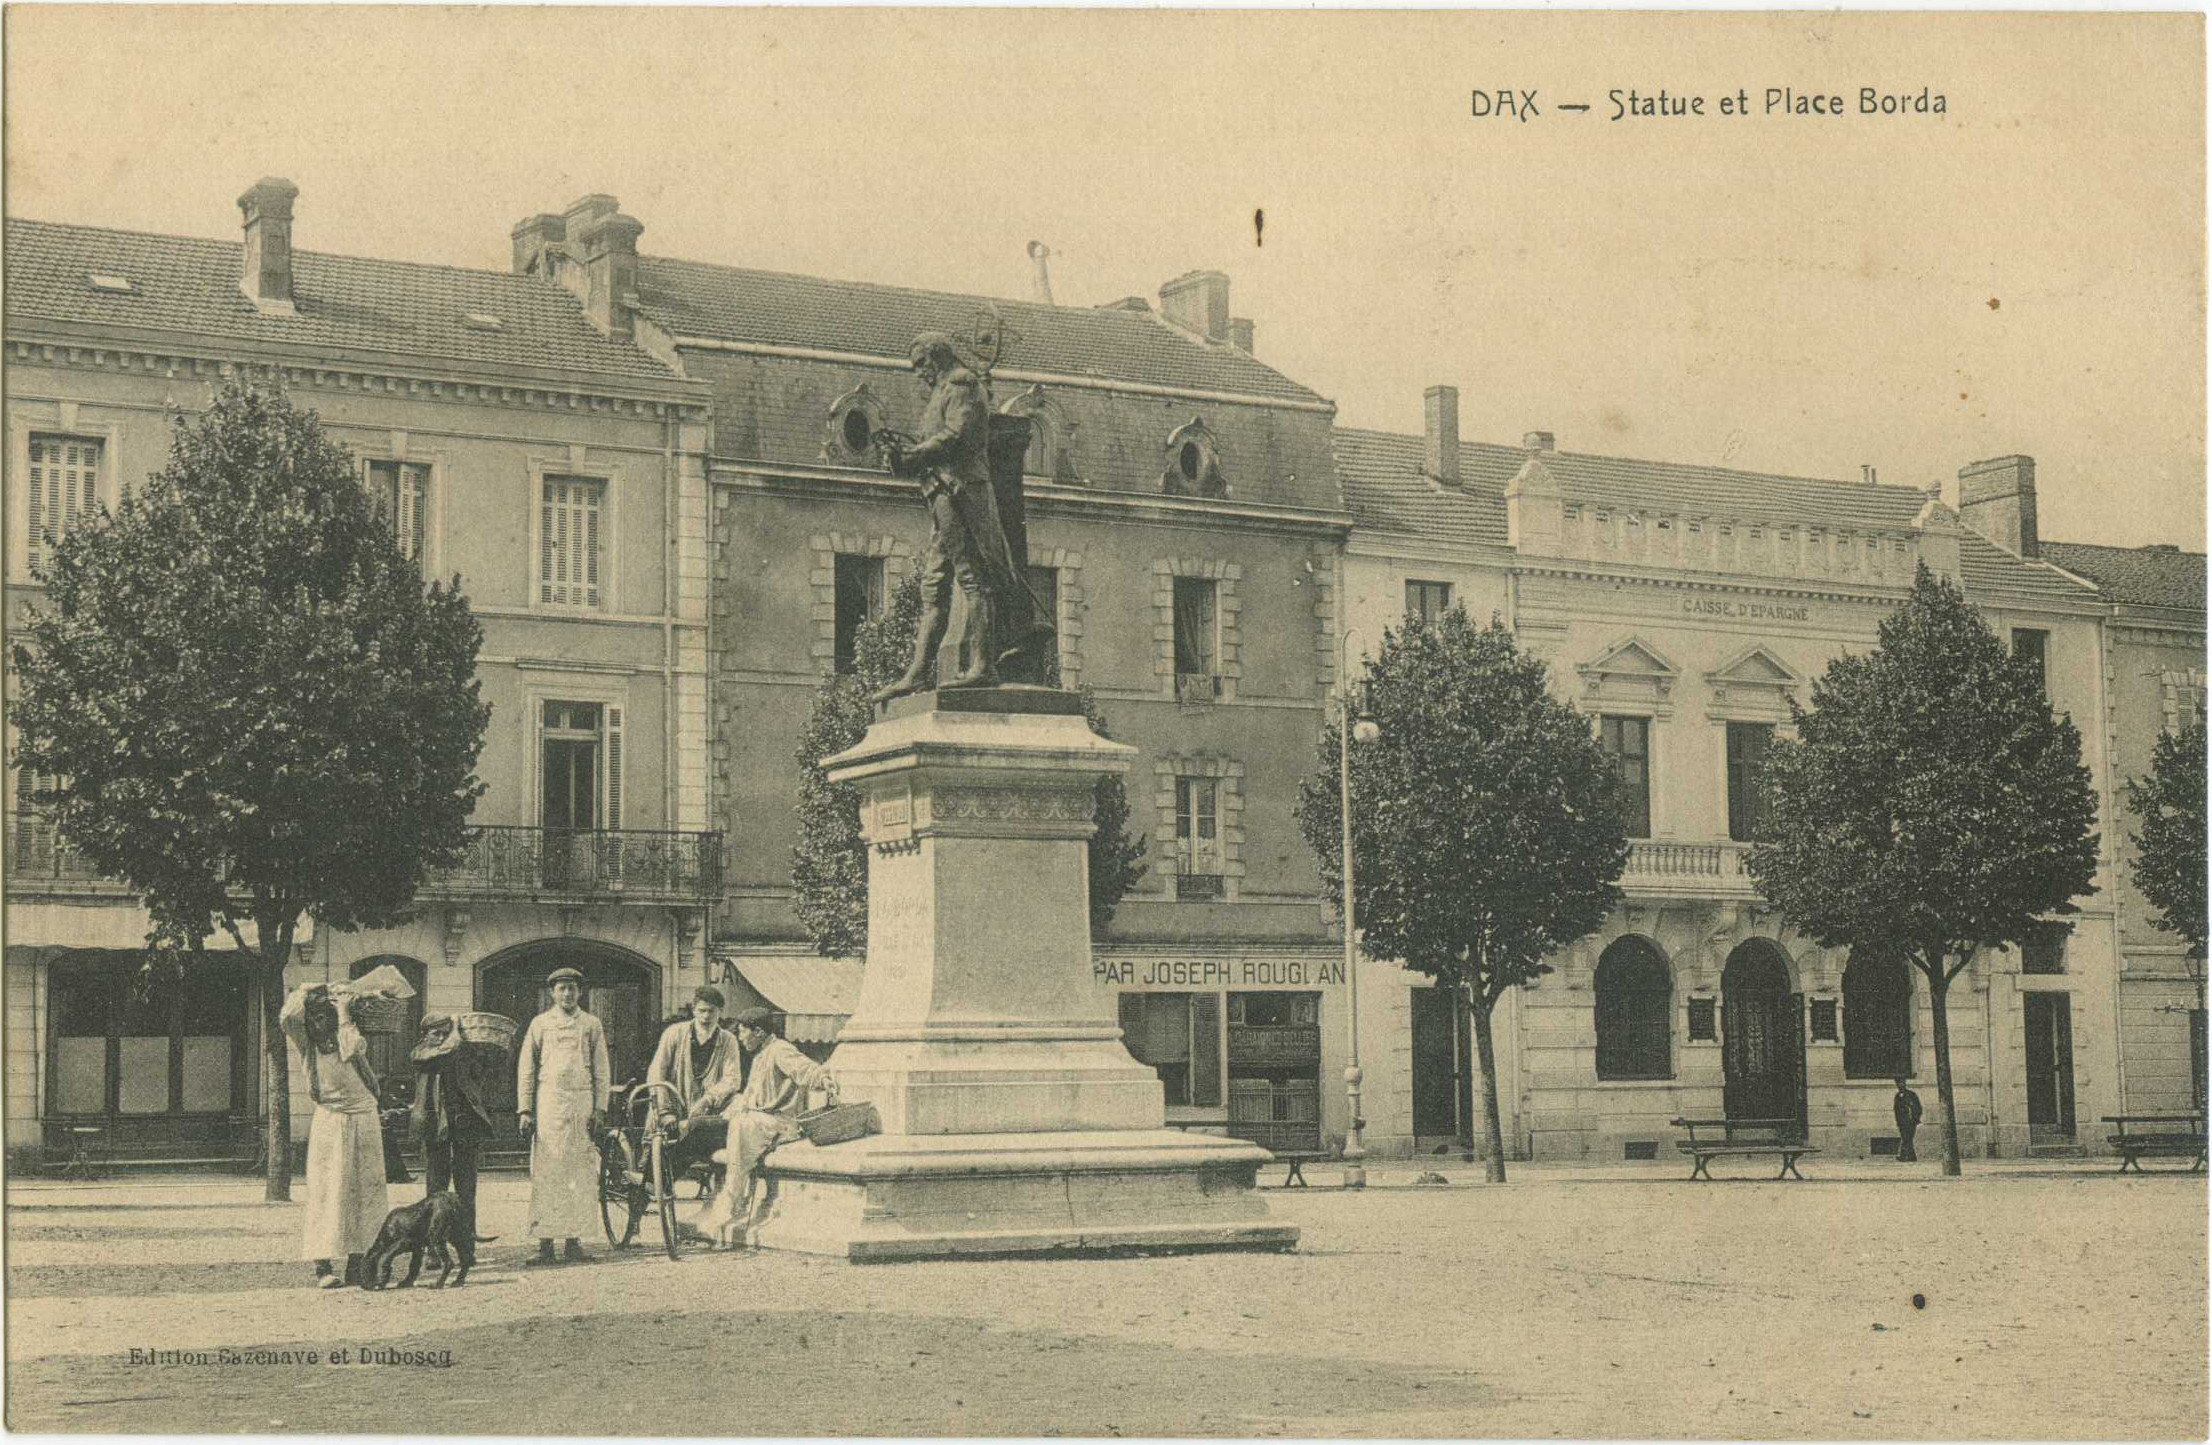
2103;1114;2208;1173
1267;1150;1334;1187
1670;1117;1820;1181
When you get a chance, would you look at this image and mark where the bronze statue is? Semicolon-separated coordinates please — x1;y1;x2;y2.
871;330;1054;702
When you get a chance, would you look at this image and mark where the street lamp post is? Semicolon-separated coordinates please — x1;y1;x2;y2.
1338;628;1380;1189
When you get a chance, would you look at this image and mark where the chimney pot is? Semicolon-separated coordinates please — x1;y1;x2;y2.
1159;270;1231;342
1026;241;1055;305
1956;454;2039;557
1523;430;1556;454
237;176;300;313
511;212;568;274
1425;385;1461;487
1228;318;1255;353
573;206;643;342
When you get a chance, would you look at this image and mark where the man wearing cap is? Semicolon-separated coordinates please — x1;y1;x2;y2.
702;1007;838;1245
645;985;745;1183
516;967;609;1265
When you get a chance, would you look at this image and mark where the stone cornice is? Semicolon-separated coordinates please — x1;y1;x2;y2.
5;321;711;420
710;461;1351;539
1511;557;1913;610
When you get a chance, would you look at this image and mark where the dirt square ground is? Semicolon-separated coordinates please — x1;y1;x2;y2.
4;1157;2203;1437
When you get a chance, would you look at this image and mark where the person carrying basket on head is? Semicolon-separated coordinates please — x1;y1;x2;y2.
280;984;389;1289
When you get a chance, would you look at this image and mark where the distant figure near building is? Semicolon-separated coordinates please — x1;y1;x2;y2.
1893;1078;1923;1162
871;331;1053;701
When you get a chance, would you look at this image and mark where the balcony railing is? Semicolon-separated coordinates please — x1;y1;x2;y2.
425;826;724;905
7;816;723;908
1620;840;1755;892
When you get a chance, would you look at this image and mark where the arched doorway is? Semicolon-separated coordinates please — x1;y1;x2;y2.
1722;940;1804;1133
477;941;662;1139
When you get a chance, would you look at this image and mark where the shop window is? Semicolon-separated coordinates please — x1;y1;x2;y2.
833;554;887;675
1599;716;1652;839
1227;992;1322;1152
2011;628;2048;696
1842;947;1913;1079
26;433;103;575
1726;721;1773;842
1405;580;1453;624
47;959;250;1119
539;475;604;608
1594;937;1671;1080
1117;991;1222;1107
365;459;428;566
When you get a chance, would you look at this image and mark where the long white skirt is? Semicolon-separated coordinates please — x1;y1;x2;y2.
527;1106;600;1240
299;1106;389;1262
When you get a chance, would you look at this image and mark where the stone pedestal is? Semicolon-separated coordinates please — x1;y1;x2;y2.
750;687;1295;1260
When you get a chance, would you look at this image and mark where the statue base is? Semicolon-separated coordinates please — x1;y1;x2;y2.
758;688;1297;1261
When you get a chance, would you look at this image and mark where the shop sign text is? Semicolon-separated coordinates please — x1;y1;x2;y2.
1094;959;1346;988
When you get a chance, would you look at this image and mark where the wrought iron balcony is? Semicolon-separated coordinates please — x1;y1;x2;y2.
424;826;724;906
1175;870;1226;901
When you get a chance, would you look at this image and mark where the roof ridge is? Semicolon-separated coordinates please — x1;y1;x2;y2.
9;215;543;287
2046;537;2207;560
642;250;1155;325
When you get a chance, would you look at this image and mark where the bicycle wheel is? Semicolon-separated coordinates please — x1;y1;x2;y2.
598;1136;640;1249
650;1131;680;1261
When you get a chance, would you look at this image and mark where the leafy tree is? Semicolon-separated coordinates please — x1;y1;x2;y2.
10;380;489;1201
1746;565;2099;1175
2125;719;2207;1103
1296;610;1628;1182
792;572;1145;958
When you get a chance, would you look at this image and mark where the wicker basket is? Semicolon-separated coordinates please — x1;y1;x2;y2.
347;994;409;1037
795;1102;878;1147
456;1012;519;1051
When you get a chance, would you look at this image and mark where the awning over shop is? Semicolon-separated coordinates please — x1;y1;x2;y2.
718;955;864;1044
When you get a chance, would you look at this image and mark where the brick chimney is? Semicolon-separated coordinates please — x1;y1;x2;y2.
1159;270;1230;342
1027;241;1055;304
237;177;300;315
576;208;644;342
1228;318;1255;353
1424;385;1461;487
1957;455;2039;557
511;212;567;275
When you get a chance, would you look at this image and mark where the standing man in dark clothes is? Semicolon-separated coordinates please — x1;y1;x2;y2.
412;1016;495;1241
1893;1077;1924;1162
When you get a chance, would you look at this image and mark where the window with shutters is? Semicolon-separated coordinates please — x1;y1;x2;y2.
1842;947;1914;1079
539;476;605;608
1116;991;1222;1108
1173;577;1218;678
833;554;887;675
365;459;429;566
1726;721;1773;842
25;434;103;576
1175;778;1223;896
12;766;67;874
539;700;623;889
1599;715;1652;838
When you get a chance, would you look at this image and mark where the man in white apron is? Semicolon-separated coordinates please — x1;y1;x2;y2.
516;966;609;1265
280;985;388;1288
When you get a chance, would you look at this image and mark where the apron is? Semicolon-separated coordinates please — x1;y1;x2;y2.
525;1011;603;1239
299;1046;388;1262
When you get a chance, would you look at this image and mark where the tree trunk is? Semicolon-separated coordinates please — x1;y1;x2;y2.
257;919;297;1203
1469;985;1509;1185
1927;973;1963;1178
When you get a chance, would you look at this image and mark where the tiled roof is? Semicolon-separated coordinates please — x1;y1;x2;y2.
632;255;1328;406
1334;425;2102;603
5;219;690;387
2043;541;2207;614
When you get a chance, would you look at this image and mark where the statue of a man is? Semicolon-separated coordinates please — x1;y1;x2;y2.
872;332;1051;702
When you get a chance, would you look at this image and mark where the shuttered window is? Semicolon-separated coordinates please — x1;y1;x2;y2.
1600;716;1652;839
1726;722;1773;842
366;460;428;565
26;434;102;574
540;476;604;607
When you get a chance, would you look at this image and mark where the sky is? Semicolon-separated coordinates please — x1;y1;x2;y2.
7;7;2204;550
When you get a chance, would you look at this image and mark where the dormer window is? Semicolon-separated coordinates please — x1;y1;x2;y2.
1160;416;1226;498
462;312;504;331
821;383;889;467
87;273;136;294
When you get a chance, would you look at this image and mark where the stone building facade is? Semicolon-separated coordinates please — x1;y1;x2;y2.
503;205;1361;1150
3;183;720;1161
1333;387;2123;1162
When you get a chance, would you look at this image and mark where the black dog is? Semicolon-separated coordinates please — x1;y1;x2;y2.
360;1190;493;1290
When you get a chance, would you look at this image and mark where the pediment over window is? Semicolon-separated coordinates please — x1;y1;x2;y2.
1705;645;1803;711
1576;636;1679;707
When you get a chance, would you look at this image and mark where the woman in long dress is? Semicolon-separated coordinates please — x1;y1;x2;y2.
515;967;609;1264
280;986;389;1288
